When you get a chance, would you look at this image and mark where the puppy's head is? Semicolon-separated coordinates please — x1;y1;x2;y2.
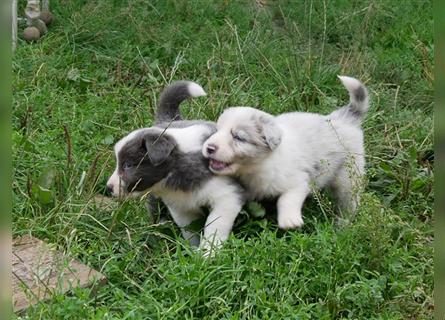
202;107;282;175
106;128;176;196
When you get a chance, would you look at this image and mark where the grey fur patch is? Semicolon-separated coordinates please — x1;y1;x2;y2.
313;163;321;172
116;129;214;193
164;151;213;191
329;79;369;126
257;115;282;150
155;81;198;124
354;86;366;102
234;124;266;148
117;130;172;192
144;131;176;166
348;103;364;118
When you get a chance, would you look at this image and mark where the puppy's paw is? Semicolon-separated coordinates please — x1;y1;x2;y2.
199;241;220;258
277;212;304;230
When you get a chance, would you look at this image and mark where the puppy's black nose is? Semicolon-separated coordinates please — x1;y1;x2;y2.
105;185;113;196
206;144;218;155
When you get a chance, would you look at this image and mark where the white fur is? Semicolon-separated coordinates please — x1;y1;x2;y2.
107;169;120;194
151;176;242;252
163;125;213;153
338;75;364;95
107;129;146;196
187;82;207;98
203;77;368;229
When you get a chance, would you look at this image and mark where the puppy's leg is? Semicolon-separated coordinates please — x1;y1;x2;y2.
332;168;357;213
277;184;311;229
167;205;203;247
200;197;242;253
146;194;168;223
331;157;365;220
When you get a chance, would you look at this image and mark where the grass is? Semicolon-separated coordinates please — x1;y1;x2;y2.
12;0;433;319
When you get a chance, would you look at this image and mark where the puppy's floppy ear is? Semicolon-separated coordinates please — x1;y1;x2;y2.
257;114;282;150
142;131;176;166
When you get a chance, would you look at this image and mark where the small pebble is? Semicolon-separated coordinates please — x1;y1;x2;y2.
40;11;53;26
23;27;40;42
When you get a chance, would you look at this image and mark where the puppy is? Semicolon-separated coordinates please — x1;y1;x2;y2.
106;81;244;251
202;76;369;229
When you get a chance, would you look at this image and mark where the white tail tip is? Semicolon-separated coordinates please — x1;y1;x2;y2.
337;75;363;91
187;82;207;98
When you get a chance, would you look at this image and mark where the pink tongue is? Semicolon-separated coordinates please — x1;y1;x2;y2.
211;159;227;170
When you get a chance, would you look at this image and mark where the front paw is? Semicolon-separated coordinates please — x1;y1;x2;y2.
277;212;304;230
199;240;221;258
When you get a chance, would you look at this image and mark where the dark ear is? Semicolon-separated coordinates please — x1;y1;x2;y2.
257;114;282;150
142;131;176;166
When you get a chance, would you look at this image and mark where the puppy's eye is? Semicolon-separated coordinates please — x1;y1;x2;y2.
122;162;133;170
232;132;246;142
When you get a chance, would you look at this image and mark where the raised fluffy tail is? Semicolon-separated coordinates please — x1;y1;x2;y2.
329;76;369;126
155;81;206;124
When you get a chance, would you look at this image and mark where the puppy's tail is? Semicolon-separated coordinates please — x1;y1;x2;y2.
155;81;206;124
329;76;369;126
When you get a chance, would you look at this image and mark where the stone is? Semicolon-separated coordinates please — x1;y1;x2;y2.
23;27;40;42
12;236;106;313
40;11;53;26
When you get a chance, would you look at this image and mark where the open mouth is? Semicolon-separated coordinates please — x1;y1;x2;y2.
209;158;232;172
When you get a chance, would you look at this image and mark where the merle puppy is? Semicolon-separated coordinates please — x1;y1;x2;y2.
202;76;369;229
106;81;244;252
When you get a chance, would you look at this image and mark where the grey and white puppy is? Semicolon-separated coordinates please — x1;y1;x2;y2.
202;76;369;229
106;81;244;251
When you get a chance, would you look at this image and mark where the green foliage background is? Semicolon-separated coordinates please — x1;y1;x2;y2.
12;1;433;319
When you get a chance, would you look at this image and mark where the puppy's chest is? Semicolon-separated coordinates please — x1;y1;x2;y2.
159;189;204;211
154;178;216;211
240;170;288;199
